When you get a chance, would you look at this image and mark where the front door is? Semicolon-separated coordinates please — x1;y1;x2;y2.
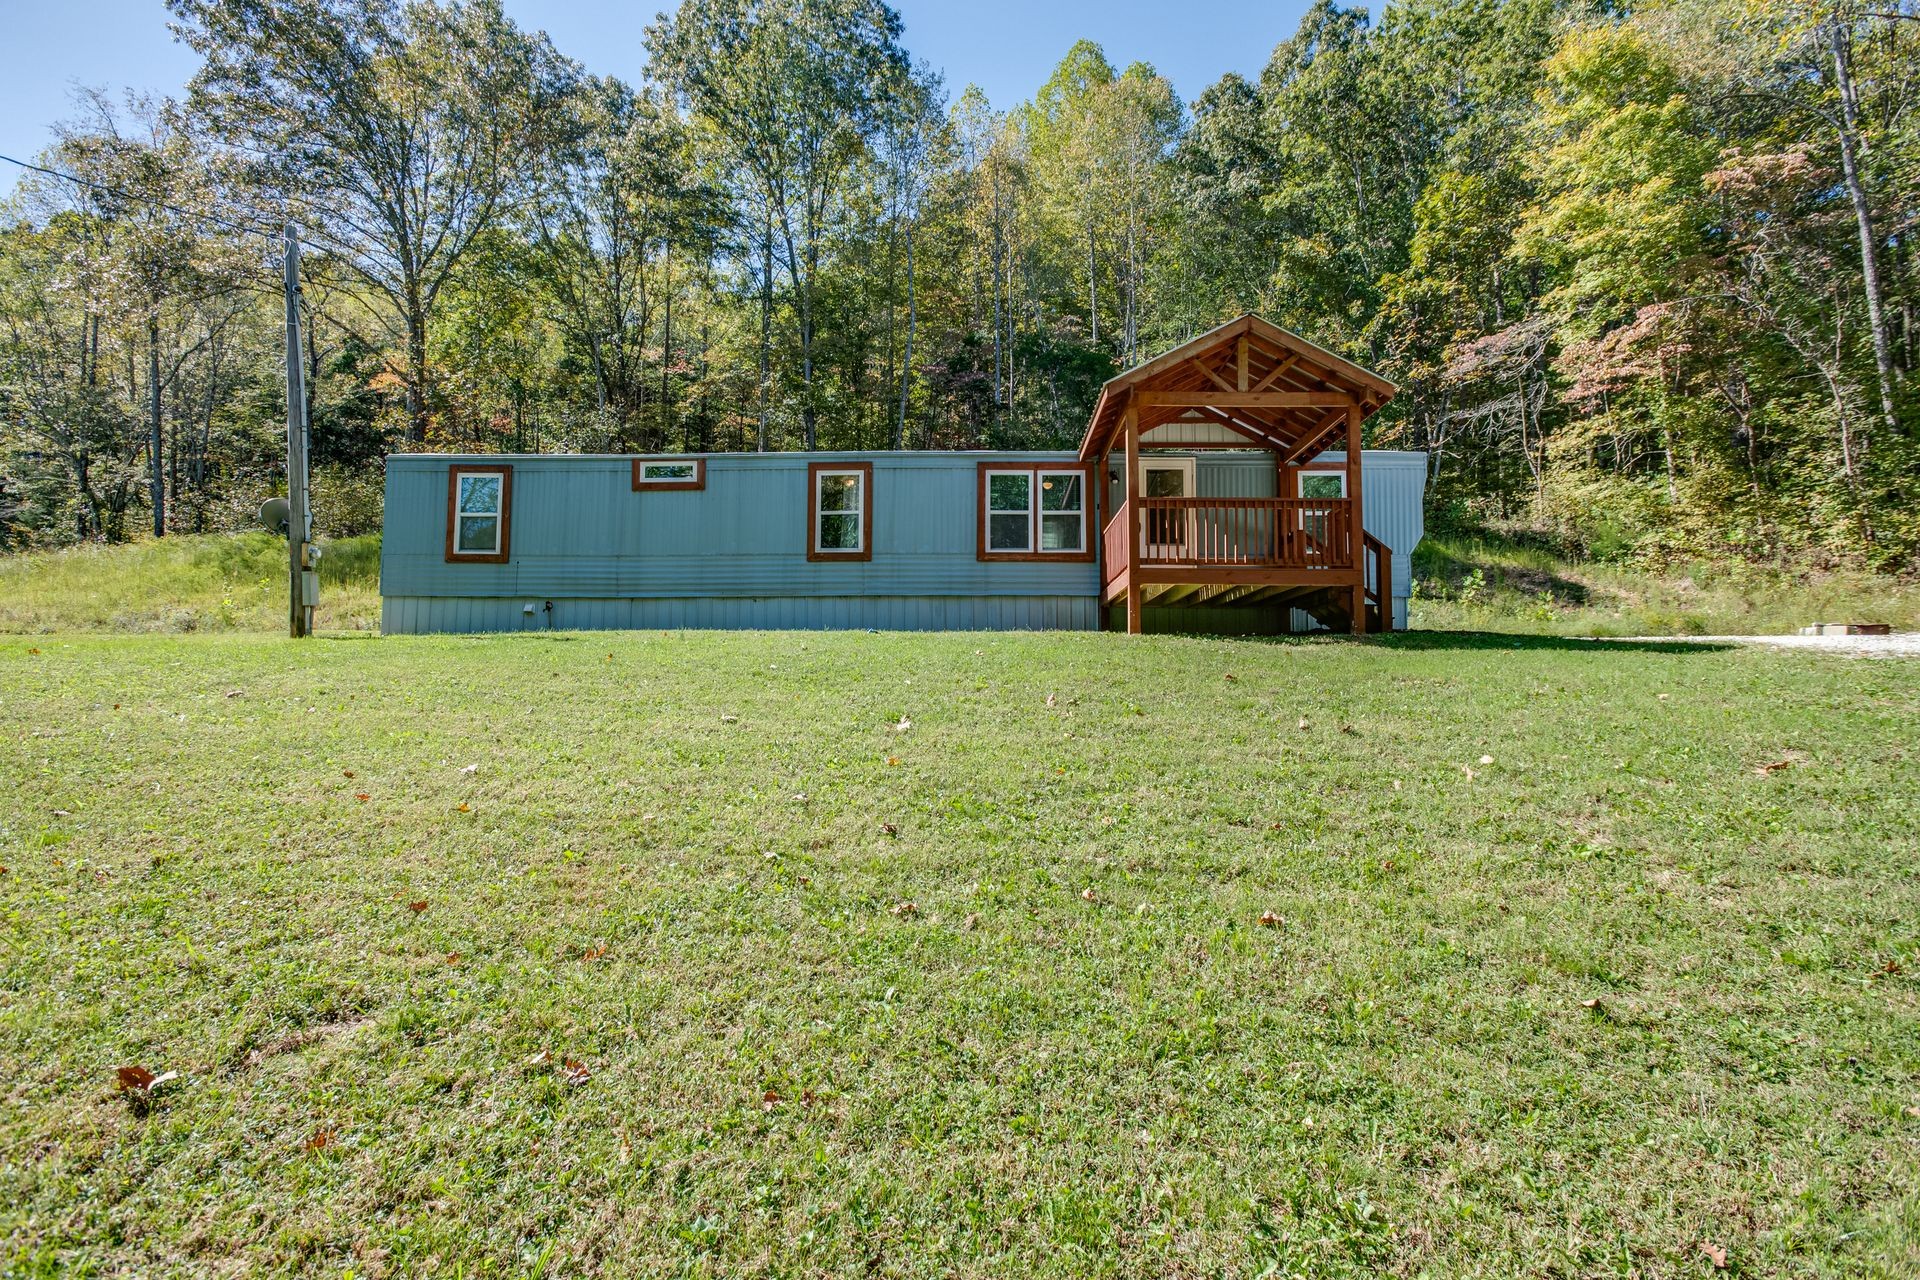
1139;458;1196;559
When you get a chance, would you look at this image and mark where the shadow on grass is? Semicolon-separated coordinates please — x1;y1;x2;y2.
1362;629;1738;655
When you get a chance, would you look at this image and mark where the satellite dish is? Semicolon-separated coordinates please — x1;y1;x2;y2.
259;497;290;537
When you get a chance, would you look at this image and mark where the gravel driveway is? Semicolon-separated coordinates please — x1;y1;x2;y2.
1613;632;1920;658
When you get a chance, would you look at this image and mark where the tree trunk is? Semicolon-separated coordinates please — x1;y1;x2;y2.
758;212;773;453
148;316;165;537
659;241;674;450
1828;18;1900;436
404;303;430;444
895;213;916;451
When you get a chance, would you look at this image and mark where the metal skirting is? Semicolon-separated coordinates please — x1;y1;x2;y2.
380;594;1102;635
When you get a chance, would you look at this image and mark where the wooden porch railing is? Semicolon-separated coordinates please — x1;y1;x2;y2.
1363;530;1390;625
1129;497;1357;569
1102;500;1131;592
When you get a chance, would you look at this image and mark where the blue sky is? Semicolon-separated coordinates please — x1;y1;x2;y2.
1;0;1314;197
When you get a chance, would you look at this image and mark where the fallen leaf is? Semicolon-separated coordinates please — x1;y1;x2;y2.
407;900;428;913
762;1088;780;1111
720;714;738;723
562;1058;591;1086
342;769;355;779
224;688;245;698
1081;888;1098;902
1461;766;1477;781
1045;692;1057;708
114;1065;179;1094
1699;1241;1728;1269
1258;911;1282;928
50;809;72;818
1754;759;1794;776
892;715;912;732
1392;779;1402;791
881;822;899;837
354;793;370;803
890;900;919;917
525;1049;553;1067
26;647;39;655
963;912;980;930
305;1127;336;1152
456;803;471;813
458;763;477;775
885;755;900;767
1581;997;1602;1010
1223;673;1237;682
581;943;608;962
444;952;461;964
1478;754;1495;765
1296;716;1310;730
1341;724;1358;735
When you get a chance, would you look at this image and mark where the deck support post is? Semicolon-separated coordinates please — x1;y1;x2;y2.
1346;400;1367;635
1123;397;1141;635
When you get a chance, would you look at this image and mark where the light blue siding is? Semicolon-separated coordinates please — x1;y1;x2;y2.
381;448;1424;635
381;451;1101;635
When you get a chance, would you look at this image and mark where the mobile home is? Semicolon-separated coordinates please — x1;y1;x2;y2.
379;316;1425;636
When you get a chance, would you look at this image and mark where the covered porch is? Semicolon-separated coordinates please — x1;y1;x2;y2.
1082;315;1399;635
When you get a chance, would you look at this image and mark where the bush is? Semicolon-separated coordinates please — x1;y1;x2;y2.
312;462;385;538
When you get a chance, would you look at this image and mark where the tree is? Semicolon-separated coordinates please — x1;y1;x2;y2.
170;0;575;442
648;0;913;450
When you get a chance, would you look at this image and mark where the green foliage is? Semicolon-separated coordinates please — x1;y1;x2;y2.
0;532;381;632
2;0;1916;574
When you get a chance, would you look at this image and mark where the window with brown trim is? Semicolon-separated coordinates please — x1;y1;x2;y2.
976;463;1094;562
445;464;512;563
807;461;873;561
632;457;706;490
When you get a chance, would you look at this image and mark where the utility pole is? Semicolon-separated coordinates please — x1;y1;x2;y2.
284;224;314;638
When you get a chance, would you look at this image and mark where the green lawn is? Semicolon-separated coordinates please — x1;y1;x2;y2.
1;629;1916;1278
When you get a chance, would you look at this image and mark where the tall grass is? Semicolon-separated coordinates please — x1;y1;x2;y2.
1410;534;1920;635
1;529;1911;637
0;533;381;634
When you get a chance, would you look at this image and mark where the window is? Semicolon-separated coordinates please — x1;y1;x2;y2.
1299;471;1346;499
1297;470;1346;554
807;461;872;561
977;463;1093;562
632;457;706;490
445;465;512;563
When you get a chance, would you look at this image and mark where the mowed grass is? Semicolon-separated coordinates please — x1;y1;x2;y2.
1;629;1916;1279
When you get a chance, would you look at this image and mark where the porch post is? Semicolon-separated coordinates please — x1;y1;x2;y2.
1346;400;1366;635
1124;398;1142;635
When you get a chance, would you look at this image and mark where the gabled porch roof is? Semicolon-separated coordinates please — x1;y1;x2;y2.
1077;314;1397;463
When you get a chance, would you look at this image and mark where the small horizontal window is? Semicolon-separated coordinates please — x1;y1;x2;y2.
977;464;1092;562
445;465;512;563
632;457;706;490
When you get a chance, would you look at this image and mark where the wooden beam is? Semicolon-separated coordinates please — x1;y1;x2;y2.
1190;359;1236;393
1139;390;1355;409
1124;398;1142;635
1347;399;1366;636
1236;336;1249;392
1249;353;1299;394
1132;566;1362;586
1281;411;1349;465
